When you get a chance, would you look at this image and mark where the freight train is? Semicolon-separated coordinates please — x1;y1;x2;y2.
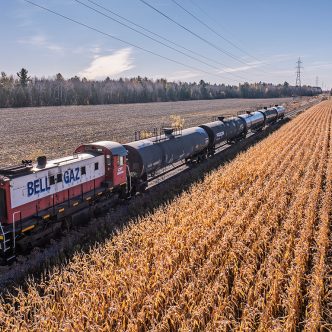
0;105;285;262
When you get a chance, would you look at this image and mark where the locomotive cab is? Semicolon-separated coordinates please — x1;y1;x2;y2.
74;141;127;189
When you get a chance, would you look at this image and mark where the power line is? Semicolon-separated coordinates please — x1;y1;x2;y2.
74;0;218;69
138;0;262;70
84;0;237;71
170;0;263;64
189;0;252;53
188;0;274;73
22;0;240;83
74;0;247;80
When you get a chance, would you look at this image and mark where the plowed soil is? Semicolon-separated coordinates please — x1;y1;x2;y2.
0;98;294;166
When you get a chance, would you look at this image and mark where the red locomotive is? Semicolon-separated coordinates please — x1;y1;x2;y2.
0;141;127;261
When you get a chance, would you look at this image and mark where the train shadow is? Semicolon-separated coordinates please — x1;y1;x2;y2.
0;117;291;292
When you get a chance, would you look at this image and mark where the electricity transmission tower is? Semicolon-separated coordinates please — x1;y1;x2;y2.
316;76;319;87
295;57;303;87
295;57;303;97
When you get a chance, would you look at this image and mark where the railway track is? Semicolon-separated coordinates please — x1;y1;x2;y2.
0;98;321;289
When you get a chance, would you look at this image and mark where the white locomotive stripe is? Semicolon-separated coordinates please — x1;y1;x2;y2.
10;155;105;209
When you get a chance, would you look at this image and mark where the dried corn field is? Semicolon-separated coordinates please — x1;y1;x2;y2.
1;100;332;331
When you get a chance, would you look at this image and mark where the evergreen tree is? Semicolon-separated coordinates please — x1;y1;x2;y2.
17;68;30;87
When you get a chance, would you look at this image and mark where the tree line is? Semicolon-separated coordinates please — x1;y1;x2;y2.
0;68;322;108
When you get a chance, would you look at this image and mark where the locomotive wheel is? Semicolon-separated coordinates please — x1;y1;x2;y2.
130;184;137;196
93;206;101;217
118;186;129;199
61;216;73;232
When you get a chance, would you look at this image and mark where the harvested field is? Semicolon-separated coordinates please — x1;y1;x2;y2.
1;100;332;331
0;97;295;166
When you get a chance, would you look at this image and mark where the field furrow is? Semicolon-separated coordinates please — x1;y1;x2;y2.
304;108;332;331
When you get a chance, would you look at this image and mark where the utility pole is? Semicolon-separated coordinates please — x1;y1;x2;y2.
315;76;319;87
295;57;303;96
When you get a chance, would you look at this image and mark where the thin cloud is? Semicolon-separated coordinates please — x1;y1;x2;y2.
306;62;332;70
218;54;296;75
167;70;200;81
269;69;295;75
90;46;101;55
270;53;296;60
219;61;263;74
17;35;64;53
15;0;38;28
78;48;134;80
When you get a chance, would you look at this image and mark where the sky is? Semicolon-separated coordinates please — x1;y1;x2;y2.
1;0;331;89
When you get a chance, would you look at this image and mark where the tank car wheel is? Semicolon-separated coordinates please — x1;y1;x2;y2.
199;154;207;163
130;185;137;196
138;181;147;193
118;186;129;199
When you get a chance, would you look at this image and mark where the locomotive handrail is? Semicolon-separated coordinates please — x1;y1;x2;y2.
12;211;21;250
126;165;132;194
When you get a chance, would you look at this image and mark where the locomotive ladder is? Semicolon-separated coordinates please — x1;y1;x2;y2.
0;215;18;262
0;223;13;260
